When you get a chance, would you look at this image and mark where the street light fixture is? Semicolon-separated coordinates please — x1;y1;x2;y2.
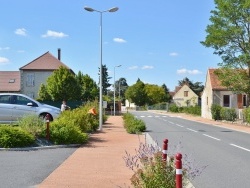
84;6;119;130
114;65;121;116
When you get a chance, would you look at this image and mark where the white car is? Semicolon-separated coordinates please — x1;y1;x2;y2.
0;93;61;123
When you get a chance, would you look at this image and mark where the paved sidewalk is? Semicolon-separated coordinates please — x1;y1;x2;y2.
38;116;145;188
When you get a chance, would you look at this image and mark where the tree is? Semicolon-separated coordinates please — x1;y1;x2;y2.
115;77;128;104
125;79;147;106
38;83;51;100
161;84;172;102
44;66;81;101
99;64;111;95
145;84;168;105
76;71;99;102
201;0;250;96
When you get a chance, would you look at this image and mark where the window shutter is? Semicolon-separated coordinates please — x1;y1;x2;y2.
237;94;243;109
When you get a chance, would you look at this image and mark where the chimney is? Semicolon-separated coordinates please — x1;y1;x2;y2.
58;48;61;60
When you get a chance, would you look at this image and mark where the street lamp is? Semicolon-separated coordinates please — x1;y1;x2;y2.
114;65;121;116
84;6;119;130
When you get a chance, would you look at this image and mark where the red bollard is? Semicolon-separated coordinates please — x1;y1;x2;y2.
45;114;50;141
175;153;182;188
162;139;168;161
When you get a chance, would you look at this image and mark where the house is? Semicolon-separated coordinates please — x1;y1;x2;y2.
201;68;247;119
172;84;199;107
0;49;73;99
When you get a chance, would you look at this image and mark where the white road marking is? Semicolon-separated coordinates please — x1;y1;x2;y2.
176;124;184;127
168;121;175;124
230;144;250;152
187;128;198;133
203;134;221;141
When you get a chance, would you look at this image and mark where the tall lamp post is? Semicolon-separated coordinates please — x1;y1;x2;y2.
84;6;119;130
114;65;121;116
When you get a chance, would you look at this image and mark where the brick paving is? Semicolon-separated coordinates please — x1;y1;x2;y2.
38;116;145;188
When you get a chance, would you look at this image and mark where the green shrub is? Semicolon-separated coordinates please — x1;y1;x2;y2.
220;107;237;122
48;122;88;145
182;105;201;116
56;101;101;133
243;107;250;123
123;113;146;134
0;126;35;148
17;114;44;137
169;104;180;112
131;152;176;188
211;104;222;120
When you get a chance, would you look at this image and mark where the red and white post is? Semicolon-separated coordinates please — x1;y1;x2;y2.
162;139;168;161
45;114;50;141
175;153;182;188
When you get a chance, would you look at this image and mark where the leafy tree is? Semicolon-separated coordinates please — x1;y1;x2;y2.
38;83;51;100
115;77;128;104
45;66;81;101
145;84;168;105
201;0;250;97
76;71;99;102
125;79;147;106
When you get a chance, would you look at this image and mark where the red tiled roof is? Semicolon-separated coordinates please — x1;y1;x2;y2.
208;68;228;90
19;51;71;71
0;71;20;92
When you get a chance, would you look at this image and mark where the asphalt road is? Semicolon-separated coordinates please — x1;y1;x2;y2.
0;147;77;188
131;111;250;188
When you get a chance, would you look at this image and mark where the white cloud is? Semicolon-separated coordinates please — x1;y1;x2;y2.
128;66;138;70
177;68;202;75
113;38;126;43
0;47;10;50
0;57;10;65
142;65;154;70
169;52;178;56
42;30;68;38
15;28;27;36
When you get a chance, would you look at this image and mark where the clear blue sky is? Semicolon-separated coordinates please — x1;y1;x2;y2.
0;0;220;91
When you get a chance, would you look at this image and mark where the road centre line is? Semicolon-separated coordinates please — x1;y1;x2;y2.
230;144;250;152
175;124;184;127
168;121;175;124
203;134;221;141
187;128;198;133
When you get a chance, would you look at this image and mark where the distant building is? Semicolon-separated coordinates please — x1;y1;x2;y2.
0;49;73;99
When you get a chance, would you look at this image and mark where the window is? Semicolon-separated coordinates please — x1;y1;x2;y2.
26;74;35;87
0;95;11;104
184;91;188;97
243;95;247;107
223;95;230;107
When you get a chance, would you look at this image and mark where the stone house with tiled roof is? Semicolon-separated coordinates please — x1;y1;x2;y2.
172;84;199;107
0;49;73;99
201;68;247;119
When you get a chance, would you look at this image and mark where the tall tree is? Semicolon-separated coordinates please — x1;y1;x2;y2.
162;84;172;102
99;64;111;95
45;66;80;101
145;84;168;105
76;71;99;101
115;77;128;103
125;79;147;106
201;0;250;96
